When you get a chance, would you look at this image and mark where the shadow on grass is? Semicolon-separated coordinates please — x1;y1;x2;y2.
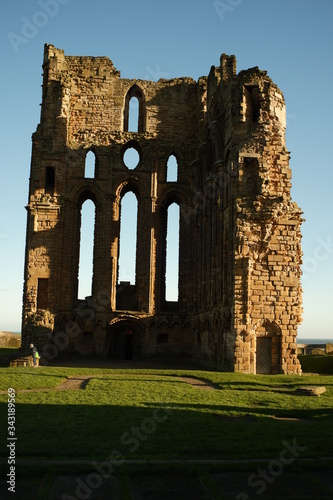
1;401;333;462
162;402;333;419
47;355;209;371
0;347;20;356
210;379;333;390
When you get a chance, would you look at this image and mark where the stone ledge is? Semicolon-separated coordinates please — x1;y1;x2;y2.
295;386;326;397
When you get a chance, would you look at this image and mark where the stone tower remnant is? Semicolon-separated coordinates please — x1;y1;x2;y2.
22;45;303;374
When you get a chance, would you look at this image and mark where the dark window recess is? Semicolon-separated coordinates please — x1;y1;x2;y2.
45;167;55;195
245;86;260;122
244;157;261;197
157;333;168;344
37;278;48;310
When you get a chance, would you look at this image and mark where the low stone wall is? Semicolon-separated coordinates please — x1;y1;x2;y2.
297;343;332;355
326;343;333;354
0;332;21;348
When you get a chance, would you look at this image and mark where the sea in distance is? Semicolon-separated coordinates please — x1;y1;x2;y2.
297;338;332;344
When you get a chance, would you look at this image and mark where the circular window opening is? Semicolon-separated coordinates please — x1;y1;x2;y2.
123;146;140;170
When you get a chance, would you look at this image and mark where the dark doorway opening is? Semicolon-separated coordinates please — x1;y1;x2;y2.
107;320;141;360
124;329;133;360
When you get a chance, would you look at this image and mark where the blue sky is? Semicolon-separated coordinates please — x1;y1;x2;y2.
0;0;332;338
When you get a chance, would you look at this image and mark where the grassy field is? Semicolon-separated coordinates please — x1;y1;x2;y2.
1;365;333;464
299;354;333;374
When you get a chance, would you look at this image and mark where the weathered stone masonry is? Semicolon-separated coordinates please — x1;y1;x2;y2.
22;44;303;374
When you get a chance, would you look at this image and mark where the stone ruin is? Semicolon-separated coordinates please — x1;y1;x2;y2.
21;44;303;374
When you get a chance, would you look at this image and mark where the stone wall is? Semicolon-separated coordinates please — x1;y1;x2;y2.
0;332;21;348
21;45;303;374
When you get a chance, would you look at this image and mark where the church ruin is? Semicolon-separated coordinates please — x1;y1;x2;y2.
22;44;303;374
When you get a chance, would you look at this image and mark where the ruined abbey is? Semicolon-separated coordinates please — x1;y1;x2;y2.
22;44;303;374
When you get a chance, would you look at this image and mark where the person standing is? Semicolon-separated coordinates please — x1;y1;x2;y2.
29;343;37;367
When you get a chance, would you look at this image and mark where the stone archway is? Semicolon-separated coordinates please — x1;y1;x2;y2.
106;318;143;360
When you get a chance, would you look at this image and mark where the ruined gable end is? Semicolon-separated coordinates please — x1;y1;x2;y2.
22;45;302;374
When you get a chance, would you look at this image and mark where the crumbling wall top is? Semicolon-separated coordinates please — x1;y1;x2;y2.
43;43;65;64
43;44;121;78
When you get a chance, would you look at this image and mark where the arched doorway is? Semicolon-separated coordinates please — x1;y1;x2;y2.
107;318;143;360
254;321;281;374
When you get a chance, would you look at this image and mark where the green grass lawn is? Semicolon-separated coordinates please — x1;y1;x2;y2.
1;366;333;463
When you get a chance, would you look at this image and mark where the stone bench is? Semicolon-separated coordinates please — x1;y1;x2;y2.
10;356;39;368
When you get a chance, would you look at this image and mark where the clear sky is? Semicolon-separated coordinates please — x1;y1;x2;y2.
0;0;332;338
